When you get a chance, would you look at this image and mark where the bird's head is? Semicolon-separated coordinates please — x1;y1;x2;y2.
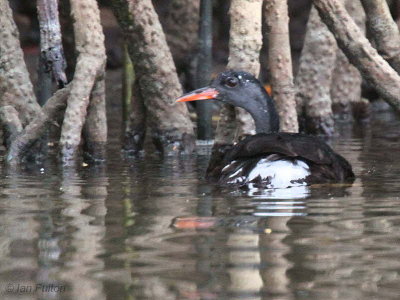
176;70;267;109
176;70;279;133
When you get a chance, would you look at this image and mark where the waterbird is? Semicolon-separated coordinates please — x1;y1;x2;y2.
176;70;354;189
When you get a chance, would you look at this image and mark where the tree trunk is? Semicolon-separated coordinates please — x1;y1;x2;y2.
331;0;366;120
265;0;298;133
36;0;67;163
36;0;67;89
7;86;71;165
111;0;195;155
227;0;263;76
214;0;263;147
83;77;107;162
123;80;147;154
59;0;107;163
361;0;400;73
59;0;76;81
295;7;337;136
0;0;104;165
0;106;22;148
121;45;147;154
0;0;41;127
313;0;400;113
37;57;53;106
157;0;200;94
196;0;213;140
161;0;199;72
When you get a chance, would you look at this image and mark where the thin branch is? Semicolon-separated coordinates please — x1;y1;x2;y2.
196;0;213;140
122;44;134;124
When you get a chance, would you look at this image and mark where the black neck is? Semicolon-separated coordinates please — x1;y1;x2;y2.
244;90;280;134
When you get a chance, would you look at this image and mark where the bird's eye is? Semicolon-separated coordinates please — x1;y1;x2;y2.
225;77;238;88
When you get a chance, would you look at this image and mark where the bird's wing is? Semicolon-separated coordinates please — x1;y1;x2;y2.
225;133;335;165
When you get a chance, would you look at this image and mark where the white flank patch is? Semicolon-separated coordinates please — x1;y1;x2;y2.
228;168;242;178
247;159;310;189
221;160;237;172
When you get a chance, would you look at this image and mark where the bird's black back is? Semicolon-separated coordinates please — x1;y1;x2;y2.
206;133;355;185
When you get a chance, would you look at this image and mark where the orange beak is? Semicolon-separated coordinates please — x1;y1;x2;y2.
176;87;219;102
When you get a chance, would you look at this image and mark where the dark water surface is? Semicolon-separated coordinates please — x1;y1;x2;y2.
1;111;400;300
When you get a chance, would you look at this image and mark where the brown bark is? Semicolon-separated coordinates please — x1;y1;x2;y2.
7;86;71;165
111;0;195;154
361;0;400;73
59;0;107;162
227;0;263;75
331;0;366;119
313;0;400;113
0;0;41;126
37;55;53;106
123;81;147;154
295;7;337;135
0;106;22;148
161;0;199;69
213;104;237;146
120;46;146;154
83;77;107;162
215;0;263;146
36;0;67;88
265;0;298;133
121;46;147;153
